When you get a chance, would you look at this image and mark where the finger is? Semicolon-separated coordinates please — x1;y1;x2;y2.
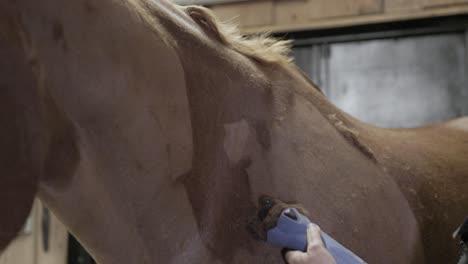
307;223;325;251
285;250;305;263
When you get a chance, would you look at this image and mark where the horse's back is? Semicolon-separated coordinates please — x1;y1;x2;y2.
370;117;468;263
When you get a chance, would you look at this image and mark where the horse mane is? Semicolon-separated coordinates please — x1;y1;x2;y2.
134;1;316;87
185;5;293;64
184;6;327;95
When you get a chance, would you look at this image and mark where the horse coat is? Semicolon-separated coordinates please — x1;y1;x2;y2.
0;1;467;263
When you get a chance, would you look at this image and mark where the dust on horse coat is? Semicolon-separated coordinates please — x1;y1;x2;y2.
1;0;467;263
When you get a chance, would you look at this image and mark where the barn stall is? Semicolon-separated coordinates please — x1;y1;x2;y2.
1;0;467;263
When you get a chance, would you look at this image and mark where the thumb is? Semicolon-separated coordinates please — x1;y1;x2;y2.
307;224;325;252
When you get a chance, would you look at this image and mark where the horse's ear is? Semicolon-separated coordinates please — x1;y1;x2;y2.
186;6;226;43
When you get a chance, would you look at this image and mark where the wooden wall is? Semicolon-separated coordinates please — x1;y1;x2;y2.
207;0;468;33
0;200;68;264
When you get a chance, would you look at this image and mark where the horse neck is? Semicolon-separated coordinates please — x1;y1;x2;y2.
173;55;423;261
37;49;421;263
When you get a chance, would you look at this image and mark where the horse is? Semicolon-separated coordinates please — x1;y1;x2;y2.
1;0;467;263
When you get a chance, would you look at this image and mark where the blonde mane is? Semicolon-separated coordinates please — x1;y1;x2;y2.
130;1;292;64
186;5;293;64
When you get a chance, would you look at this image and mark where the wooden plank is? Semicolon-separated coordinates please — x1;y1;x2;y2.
35;203;68;264
0;200;68;264
0;235;35;264
385;0;423;13
210;1;274;27
242;4;468;33
424;0;468;7
275;0;382;25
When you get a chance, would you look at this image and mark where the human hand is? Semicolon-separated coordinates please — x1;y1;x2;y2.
285;224;336;264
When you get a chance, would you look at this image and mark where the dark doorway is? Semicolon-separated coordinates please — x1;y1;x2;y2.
67;235;95;264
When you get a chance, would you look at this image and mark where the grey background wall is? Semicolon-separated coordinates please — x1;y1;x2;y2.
293;31;468;128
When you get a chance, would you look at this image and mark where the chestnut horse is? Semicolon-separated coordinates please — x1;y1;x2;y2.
1;0;467;263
